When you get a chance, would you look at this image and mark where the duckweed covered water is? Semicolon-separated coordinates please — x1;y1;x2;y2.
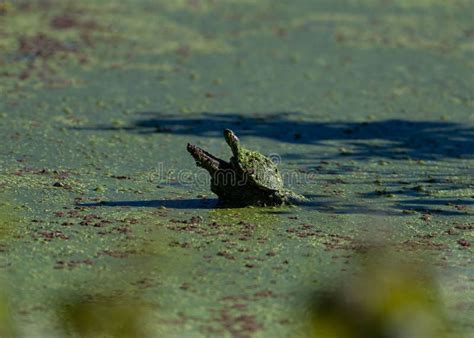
0;0;473;337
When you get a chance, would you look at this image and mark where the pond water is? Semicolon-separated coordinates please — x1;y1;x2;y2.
0;0;472;337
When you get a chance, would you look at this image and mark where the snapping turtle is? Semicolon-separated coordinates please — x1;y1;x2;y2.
187;129;305;206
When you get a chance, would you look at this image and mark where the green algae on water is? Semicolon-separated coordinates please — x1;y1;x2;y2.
0;200;18;245
0;288;17;338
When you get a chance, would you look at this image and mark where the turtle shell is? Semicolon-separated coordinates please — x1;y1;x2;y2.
232;148;284;191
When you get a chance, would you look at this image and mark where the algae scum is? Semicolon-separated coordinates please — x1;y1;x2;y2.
0;0;473;337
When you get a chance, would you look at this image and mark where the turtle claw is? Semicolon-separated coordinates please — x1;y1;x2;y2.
187;143;229;175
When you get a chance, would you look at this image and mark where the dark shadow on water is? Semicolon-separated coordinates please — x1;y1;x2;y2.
73;112;474;160
398;198;474;206
394;198;473;216
77;196;470;215
78;198;404;215
78;198;219;209
298;199;404;216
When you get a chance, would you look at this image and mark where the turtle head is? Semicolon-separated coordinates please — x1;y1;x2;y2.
224;129;240;157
